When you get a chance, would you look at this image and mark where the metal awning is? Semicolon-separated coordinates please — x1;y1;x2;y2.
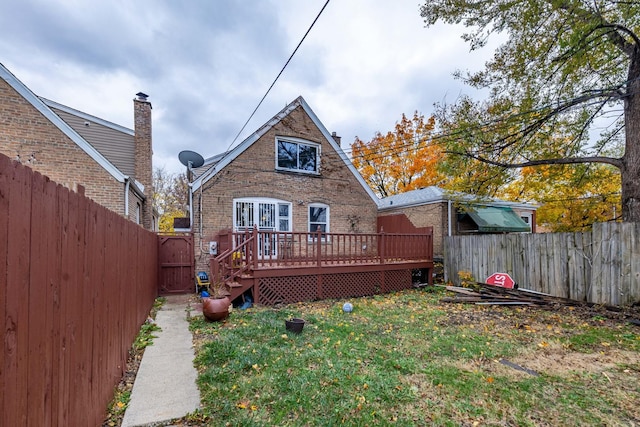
461;205;531;233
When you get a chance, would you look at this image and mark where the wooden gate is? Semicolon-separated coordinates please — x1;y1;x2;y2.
158;234;194;295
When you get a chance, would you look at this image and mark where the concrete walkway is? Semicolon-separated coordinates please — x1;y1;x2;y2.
122;295;201;427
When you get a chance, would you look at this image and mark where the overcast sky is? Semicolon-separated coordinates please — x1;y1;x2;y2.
1;0;496;175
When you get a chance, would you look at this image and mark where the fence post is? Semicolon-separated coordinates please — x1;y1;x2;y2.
379;227;385;264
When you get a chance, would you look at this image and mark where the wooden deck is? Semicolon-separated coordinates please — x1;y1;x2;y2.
210;228;434;305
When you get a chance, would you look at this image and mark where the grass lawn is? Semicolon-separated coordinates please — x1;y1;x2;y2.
187;287;640;426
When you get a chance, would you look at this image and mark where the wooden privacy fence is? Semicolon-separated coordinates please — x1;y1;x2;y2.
1;155;158;427
444;222;640;306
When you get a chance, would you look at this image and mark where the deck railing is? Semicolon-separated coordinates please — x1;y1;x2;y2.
211;227;433;284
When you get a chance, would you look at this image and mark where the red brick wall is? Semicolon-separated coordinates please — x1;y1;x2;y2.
0;78;124;214
192;105;378;271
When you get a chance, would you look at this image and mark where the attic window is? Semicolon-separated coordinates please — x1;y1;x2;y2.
276;138;319;174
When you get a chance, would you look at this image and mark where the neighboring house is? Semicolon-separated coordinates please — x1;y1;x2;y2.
377;186;536;260
190;95;380;272
0;62;155;230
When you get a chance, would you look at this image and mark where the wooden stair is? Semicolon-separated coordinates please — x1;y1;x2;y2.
225;276;254;303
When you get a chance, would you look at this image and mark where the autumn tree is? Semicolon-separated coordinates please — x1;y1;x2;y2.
153;167;188;232
351;112;444;197
421;0;640;222
500;163;622;232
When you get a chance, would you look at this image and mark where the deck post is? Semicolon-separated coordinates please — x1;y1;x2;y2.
252;226;258;269
210;256;219;284
253;277;260;305
379;227;385;264
316;226;322;267
316;226;323;298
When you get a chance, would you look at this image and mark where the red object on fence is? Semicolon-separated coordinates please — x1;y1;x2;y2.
486;273;516;289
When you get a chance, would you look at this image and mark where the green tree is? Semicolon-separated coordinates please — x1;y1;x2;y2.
351;112;444;197
421;0;640;222
153;167;188;232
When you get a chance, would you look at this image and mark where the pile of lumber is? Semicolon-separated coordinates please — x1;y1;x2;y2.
440;282;583;306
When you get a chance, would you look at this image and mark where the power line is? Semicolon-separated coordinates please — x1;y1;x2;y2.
226;0;331;152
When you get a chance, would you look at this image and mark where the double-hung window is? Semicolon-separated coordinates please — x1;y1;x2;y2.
276;137;319;173
308;203;329;241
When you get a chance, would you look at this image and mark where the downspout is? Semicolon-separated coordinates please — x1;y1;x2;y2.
199;185;209;254
188;182;193;232
199;185;203;239
124;177;131;217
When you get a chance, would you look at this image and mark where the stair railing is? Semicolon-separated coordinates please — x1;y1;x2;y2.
210;228;256;285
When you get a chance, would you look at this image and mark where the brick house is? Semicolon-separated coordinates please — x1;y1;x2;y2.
0;62;155;230
190;96;380;273
377;186;537;260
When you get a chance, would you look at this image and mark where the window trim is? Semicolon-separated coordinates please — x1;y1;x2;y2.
275;136;321;174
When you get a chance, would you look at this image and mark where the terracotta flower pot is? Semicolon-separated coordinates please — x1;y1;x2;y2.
202;297;231;322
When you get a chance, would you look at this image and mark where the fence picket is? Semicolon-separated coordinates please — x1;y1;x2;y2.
4;161;32;426
0;155;9;423
27;172;48;425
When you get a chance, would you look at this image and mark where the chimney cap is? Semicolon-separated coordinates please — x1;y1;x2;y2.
136;92;149;101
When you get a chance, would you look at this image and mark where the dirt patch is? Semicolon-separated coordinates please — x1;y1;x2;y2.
452;345;640;380
102;347;144;426
511;345;640;376
439;302;640;380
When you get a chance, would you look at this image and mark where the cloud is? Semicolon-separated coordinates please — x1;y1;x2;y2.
1;0;497;174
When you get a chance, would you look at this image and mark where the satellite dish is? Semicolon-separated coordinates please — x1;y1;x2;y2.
179;150;205;168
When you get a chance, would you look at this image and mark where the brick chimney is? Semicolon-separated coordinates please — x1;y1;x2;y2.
134;92;153;230
331;131;342;147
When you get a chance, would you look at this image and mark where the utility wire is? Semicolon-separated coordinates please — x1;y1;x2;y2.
226;0;331;152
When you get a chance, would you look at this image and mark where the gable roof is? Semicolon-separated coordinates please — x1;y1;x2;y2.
0;62;126;182
378;186;537;211
191;96;379;203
